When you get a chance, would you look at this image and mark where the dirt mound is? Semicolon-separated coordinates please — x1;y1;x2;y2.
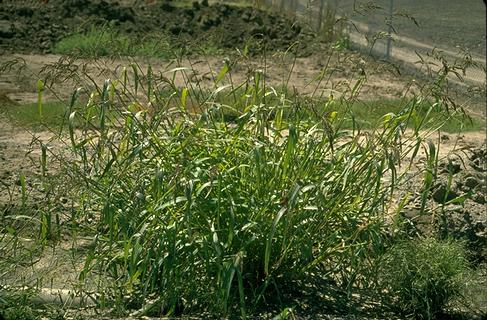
0;0;316;56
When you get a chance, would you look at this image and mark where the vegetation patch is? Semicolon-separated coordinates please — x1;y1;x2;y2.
334;99;485;133
0;101;67;129
53;25;178;59
2;90;483;134
379;238;471;319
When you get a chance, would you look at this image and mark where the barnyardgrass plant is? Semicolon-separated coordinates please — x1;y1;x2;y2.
1;45;479;318
33;50;469;317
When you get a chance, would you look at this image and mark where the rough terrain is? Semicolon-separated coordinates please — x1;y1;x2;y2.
0;0;315;55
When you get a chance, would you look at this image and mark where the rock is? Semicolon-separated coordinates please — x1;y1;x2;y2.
469;148;487;172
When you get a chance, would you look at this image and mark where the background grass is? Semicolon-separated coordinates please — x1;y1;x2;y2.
335;99;484;132
53;24;223;59
0;101;67;129
1;96;483;133
53;26;177;59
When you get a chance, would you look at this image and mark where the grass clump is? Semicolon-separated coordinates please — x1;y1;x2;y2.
380;237;470;319
1;45;481;318
0;289;38;320
2;306;37;320
53;25;176;59
46;59;436;317
0;101;67;128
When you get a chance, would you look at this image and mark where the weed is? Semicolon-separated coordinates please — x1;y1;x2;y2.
0;18;481;318
2;306;37;320
38;52;462;317
54;25;175;59
379;237;470;319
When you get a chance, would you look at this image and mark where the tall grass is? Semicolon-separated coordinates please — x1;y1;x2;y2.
30;51;466;317
1;44;480;318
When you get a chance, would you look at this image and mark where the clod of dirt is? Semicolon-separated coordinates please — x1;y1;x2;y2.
464;176;480;189
432;181;460;203
438;160;462;174
472;193;486;204
469;146;487;172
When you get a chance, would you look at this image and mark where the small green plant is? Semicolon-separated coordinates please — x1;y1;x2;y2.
54;25;174;59
380;237;470;319
2;306;38;320
0;101;66;128
0;289;39;320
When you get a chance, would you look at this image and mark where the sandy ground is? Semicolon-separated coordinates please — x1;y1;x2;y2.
0;52;411;102
3;51;486;110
